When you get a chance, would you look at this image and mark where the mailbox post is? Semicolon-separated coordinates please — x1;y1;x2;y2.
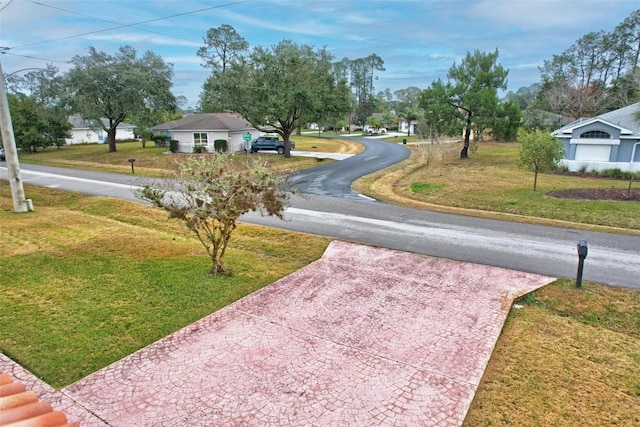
576;240;588;288
128;158;136;173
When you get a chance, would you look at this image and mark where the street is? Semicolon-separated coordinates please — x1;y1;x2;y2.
2;159;639;289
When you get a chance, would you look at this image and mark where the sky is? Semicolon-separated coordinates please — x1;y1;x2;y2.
0;0;638;108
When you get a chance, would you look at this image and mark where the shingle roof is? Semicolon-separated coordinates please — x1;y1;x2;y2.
0;373;78;427
554;102;640;137
598;102;640;133
152;113;254;132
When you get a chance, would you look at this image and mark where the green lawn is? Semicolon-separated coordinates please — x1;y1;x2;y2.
355;141;640;233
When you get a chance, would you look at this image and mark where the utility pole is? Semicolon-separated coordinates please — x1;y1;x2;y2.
0;60;30;212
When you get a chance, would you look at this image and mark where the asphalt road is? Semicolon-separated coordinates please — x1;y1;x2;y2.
289;135;410;199
2;143;639;289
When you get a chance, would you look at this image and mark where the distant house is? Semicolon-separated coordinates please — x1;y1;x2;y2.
152;113;257;153
552;102;640;173
66;114;135;144
397;119;417;135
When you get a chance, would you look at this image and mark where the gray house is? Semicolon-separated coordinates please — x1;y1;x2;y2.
552;102;640;173
152;113;257;153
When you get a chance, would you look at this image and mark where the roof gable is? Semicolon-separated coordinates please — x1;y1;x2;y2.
153;113;254;132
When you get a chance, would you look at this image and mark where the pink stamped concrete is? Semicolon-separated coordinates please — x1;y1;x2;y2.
55;241;553;426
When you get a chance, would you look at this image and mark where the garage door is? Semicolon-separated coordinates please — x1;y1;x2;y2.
575;144;610;161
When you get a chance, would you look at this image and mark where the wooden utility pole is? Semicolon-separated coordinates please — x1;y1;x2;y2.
0;60;30;212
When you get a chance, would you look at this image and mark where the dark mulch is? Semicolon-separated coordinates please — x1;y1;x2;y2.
547;188;640;201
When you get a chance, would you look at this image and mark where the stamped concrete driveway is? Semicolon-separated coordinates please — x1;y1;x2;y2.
50;241;555;426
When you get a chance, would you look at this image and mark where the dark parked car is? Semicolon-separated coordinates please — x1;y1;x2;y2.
249;136;295;155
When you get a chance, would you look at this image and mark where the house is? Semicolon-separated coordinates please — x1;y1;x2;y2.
152;113;258;153
66;114;135;144
397;119;418;135
552;102;640;172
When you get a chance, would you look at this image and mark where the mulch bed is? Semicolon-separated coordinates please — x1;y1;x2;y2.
547;188;640;201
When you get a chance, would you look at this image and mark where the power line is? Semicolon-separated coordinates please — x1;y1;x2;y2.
25;0;201;46
0;0;15;13
10;0;250;51
2;51;70;65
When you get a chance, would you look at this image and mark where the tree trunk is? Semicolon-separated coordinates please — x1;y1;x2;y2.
460;127;471;159
284;137;292;158
460;111;472;159
209;257;225;275
107;127;117;152
533;167;539;191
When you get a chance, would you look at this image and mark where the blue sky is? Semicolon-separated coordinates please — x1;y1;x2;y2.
1;0;638;108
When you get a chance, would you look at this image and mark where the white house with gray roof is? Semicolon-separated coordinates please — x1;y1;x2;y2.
552;102;640;172
152;113;257;154
66;114;135;144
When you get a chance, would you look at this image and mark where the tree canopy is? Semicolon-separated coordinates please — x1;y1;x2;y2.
65;45;176;152
537;10;640;118
202;40;351;157
197;24;249;74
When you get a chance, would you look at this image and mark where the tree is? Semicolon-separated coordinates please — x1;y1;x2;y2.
448;49;508;158
419;79;459;140
4;65;72;149
6;93;71;152
504;83;540;111
418;142;447;183
536;10;640;118
197;24;249;74
197;25;249;112
205;40;351;157
394;86;422;111
492;100;522;141
335;54;385;124
518;129;565;191
135;154;287;275
65;46;176;152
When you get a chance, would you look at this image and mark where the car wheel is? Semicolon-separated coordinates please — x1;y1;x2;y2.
277;146;285;155
251;148;258;153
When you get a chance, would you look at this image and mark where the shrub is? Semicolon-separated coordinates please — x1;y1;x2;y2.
152;134;169;147
601;168;623;179
213;139;227;153
169;140;179;153
193;144;207;154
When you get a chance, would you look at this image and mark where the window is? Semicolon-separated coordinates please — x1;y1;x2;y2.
580;130;610;139
194;133;208;145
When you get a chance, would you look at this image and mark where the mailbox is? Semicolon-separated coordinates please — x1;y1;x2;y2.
128;158;136;173
577;240;588;258
576;240;588;287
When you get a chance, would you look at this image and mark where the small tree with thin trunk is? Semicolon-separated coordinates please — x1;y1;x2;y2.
135;154;287;275
418;142;447;183
518;129;565;191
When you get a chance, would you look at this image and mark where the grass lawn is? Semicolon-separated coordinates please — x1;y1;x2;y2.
2;138;639;424
355;141;640;233
16;135;363;177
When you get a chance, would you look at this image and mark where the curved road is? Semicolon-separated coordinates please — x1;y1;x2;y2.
2;139;639;289
289;136;410;199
